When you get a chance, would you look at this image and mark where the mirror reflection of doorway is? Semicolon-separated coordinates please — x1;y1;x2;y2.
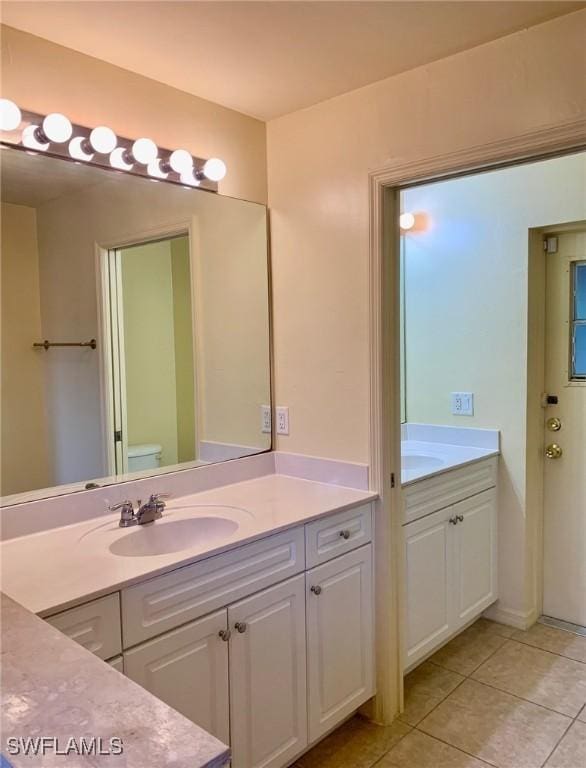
105;233;197;475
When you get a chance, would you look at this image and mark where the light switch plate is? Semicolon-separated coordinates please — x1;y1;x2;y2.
261;405;272;434
276;406;289;435
451;392;474;416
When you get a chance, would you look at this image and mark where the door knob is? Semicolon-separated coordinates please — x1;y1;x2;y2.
310;585;322;595
339;530;351;540
545;443;563;459
218;629;231;642
546;417;562;432
449;516;458;525
234;622;247;633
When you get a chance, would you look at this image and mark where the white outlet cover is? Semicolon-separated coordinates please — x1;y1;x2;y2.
261;405;272;434
451;392;474;416
276;406;289;435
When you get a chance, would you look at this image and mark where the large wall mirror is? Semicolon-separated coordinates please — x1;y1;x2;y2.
1;146;271;504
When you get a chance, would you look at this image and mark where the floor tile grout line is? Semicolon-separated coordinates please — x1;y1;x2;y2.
538;715;576;768
400;675;468;728
426;632;509;678
462;677;579;720
510;635;586;666
368;723;415;768
411;725;497;767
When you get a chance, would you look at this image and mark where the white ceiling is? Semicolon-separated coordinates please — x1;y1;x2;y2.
1;1;584;120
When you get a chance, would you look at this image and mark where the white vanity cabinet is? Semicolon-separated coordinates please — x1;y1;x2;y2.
44;503;375;768
306;544;374;742
403;460;498;671
229;575;307;768
123;609;231;745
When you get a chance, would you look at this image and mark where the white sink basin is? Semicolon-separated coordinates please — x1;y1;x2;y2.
402;454;446;472
109;516;239;557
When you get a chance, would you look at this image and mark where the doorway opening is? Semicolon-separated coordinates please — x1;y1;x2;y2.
103;232;198;476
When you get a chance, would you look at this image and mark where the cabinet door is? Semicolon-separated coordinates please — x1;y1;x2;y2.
404;508;454;670
453;488;498;628
306;544;374;743
124;609;230;745
228;574;307;768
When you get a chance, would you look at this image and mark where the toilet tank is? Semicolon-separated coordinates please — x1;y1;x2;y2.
127;443;162;472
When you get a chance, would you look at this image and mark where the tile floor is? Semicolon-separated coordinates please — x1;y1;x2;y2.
295;618;586;768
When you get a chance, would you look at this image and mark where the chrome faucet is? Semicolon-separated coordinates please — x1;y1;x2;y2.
111;494;170;528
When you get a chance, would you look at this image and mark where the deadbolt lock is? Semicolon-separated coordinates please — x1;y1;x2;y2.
546;417;562;432
545;443;563;459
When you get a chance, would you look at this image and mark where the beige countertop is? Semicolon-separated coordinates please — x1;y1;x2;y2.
0;474;376;617
0;593;230;768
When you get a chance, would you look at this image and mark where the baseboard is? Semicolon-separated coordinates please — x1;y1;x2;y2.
483;602;539;631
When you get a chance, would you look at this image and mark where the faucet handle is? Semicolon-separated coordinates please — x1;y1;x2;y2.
149;492;170;503
109;499;134;512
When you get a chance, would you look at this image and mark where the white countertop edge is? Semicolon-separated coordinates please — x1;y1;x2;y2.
401;449;499;487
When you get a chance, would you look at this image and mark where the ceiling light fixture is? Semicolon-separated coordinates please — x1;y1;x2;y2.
69;136;94;162
400;212;416;231
202;157;227;182
0;99;22;131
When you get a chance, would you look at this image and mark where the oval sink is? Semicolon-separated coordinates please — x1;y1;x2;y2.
402;454;445;472
109;517;239;557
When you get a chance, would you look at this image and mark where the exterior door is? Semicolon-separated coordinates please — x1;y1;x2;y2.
228;575;307;768
543;230;586;626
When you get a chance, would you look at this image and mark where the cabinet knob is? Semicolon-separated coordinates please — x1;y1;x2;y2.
449;516;458;525
310;585;322;595
218;629;231;642
339;529;351;540
234;621;247;634
457;514;464;523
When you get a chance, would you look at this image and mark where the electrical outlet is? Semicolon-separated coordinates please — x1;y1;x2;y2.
261;405;272;434
276;406;289;435
451;392;474;416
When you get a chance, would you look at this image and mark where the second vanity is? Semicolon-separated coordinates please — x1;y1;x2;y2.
1;474;376;768
401;424;500;671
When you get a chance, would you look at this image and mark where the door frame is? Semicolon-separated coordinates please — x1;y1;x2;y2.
368;118;586;724
96;219;203;477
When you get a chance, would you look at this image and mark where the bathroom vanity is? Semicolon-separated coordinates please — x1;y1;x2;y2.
401;426;500;671
1;474;376;768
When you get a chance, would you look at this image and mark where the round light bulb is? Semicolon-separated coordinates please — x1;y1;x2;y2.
202;157;226;182
147;159;168;179
132;137;158;164
69;136;94;162
0;99;21;131
42;113;73;143
180;170;201;187
110;147;133;171
400;212;415;231
22;124;49;151
169;149;193;174
89;126;117;154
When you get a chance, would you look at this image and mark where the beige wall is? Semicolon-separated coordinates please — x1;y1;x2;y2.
402;154;586;621
267;10;586;620
0;25;267;205
1;203;51;494
121;241;180;467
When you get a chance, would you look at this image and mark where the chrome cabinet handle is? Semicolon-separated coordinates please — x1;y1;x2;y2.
339;529;351;540
234;622;247;634
218;629;231;642
310;585;322;595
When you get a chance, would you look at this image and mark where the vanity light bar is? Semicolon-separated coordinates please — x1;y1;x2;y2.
0;100;227;191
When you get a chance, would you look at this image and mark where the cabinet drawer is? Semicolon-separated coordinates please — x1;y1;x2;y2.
122;527;305;647
305;504;372;568
403;457;497;524
46;593;122;660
